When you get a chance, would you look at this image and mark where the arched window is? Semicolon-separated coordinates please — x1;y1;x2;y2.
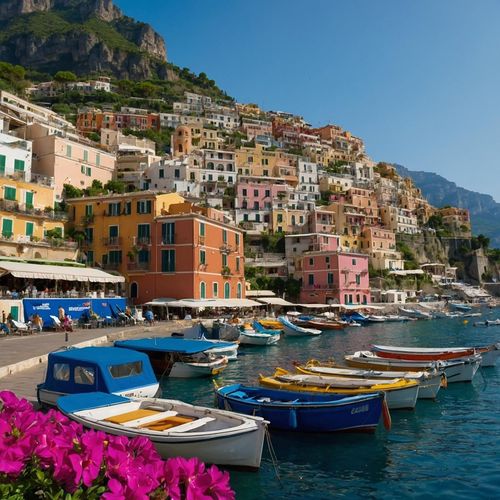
224;282;230;299
130;282;138;299
200;281;206;299
237;283;242;299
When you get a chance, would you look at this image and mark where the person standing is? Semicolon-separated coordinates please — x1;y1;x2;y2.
58;306;65;322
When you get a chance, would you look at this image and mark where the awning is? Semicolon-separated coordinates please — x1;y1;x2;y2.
389;270;425;276
0;261;124;283
245;290;276;298
296;303;332;309
256;297;295;306
144;298;262;309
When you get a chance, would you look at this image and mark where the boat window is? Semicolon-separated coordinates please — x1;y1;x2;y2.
74;366;95;385
109;361;143;378
53;363;70;382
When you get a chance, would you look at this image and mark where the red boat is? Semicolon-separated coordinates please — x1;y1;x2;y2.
371;344;477;361
295;318;345;331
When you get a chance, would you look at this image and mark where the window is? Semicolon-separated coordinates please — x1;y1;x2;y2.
200;249;206;265
159;169;164;179
96;153;101;166
162;222;175;244
356;274;361;285
84;227;93;243
277;214;283;223
161;249;175;272
86;167;91;176
124;201;132;215
108;250;122;264
352;259;357;265
138;224;150;243
109;361;143;378
236;257;240;272
308;274;314;285
200;281;206;299
14;159;25;172
199;222;205;236
263;169;269;176
174;169;180;179
1;218;12;238
108;202;121;216
74;366;95;385
23;221;34;237
4;186;16;201
137;200;152;214
253;189;258;197
237;283;242;299
265;190;270;198
224;282;230;299
0;154;5;174
138;249;149;264
325;256;330;264
53;363;70;381
242;188;247;196
66;145;72;158
235;233;240;246
83;150;89;162
25;191;34;208
223;229;227;243
85;204;93;216
222;254;227;267
309;257;314;265
253;201;259;210
328;273;334;285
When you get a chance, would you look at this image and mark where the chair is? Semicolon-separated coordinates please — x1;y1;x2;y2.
11;319;32;335
133;309;145;324
50;315;63;331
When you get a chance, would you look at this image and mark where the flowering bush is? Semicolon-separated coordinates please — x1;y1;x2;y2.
0;391;235;499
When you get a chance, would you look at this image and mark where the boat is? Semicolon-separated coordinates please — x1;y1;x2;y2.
57;392;267;469
278;316;322;336
399;307;433;319
340;311;369;323
345;351;482;382
259;368;419;410
383;315;410;322
114;338;229;378
238;322;280;346
450;302;472;312
37;347;160;408
210;321;241;341
215;384;389;432
295;360;443;399
371;344;477;361
294;316;345;330
257;319;283;331
365;315;387;323
474;319;500;327
173;323;239;361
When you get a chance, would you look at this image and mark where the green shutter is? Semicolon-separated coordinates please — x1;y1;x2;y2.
26;222;34;237
14;159;25;172
0;155;5;174
2;219;13;237
4;187;16;201
25;191;34;208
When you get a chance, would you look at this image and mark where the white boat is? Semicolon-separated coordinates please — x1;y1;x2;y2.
278;316;322;336
399;307;433;319
57;392;267;469
365;315;387;323
296;363;443;399
384;315;410;322
239;325;280;345
345;351;482;382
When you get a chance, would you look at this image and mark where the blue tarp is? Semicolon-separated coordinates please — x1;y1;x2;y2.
23;298;126;327
115;337;234;354
39;347;157;394
58;392;130;414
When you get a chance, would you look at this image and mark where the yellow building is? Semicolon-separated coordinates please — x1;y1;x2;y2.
272;207;309;233
67;191;185;274
0;176;65;241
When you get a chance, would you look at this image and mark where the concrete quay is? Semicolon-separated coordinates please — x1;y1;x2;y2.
0;321;192;400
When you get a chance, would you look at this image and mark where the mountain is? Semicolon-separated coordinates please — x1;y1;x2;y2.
0;0;168;80
395;164;500;247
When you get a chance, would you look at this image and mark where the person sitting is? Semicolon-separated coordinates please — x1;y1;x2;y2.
144;309;154;325
30;313;43;333
0;322;10;335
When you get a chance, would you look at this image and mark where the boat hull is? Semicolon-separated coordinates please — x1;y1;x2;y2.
478;344;500;367
278;316;321;336
169;359;228;378
372;344;476;361
239;332;280;345
216;386;384;432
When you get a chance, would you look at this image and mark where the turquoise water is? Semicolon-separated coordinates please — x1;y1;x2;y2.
160;309;500;499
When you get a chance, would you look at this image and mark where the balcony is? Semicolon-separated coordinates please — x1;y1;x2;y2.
219;244;233;254
102;236;122;247
0;200;68;220
81;214;94;225
127;262;150;271
136;236;151;245
102;262;122;271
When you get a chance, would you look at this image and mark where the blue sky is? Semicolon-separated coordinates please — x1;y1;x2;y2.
117;0;500;201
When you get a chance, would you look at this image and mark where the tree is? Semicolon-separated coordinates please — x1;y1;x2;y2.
104;180;126;194
427;214;443;230
63;183;83;199
54;71;77;83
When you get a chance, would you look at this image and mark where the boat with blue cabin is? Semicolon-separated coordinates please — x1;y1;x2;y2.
216;384;388;432
37;347;160;408
114;338;229;378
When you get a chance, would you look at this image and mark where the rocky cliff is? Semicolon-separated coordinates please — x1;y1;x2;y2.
0;0;167;80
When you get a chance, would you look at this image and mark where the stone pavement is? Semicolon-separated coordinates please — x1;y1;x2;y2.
0;320;192;401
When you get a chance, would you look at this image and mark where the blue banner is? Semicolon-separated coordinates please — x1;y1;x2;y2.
23;298;126;327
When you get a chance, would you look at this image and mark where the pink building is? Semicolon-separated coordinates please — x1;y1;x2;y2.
308;209;336;233
299;251;370;305
236;179;288;210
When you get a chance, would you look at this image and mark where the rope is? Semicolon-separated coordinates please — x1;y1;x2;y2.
265;427;282;487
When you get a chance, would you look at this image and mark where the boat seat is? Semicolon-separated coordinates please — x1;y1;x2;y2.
142;415;197;431
167;416;216;433
121;410;179;428
105;408;160;424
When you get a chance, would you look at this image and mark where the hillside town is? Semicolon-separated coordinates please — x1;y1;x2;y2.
0;83;478;310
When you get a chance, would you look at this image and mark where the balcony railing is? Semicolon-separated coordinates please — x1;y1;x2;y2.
81;214;94;224
102;262;122;271
127;262;150;271
136;236;151;245
0;200;68;220
102;237;122;246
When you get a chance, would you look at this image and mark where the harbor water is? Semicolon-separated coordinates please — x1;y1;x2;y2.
160;310;500;499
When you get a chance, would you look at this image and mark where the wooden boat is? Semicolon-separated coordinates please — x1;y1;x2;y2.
278;316;321;336
371;344;477;361
37;347;160;408
215;384;389;432
294;316;345;330
114;338;228;378
57;392;267;469
345;351;482;382
257;319;283;330
238;322;280;346
173;323;239;361
295;361;443;399
259;368;419;409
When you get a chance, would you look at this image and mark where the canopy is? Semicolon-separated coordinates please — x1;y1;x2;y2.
58;392;130;414
389;270;424;276
115;337;235;354
256;297;295;306
296;303;332;309
245;290;276;298
144;298;262;309
0;261;124;283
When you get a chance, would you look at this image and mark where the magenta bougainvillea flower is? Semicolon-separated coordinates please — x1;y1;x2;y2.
0;391;235;498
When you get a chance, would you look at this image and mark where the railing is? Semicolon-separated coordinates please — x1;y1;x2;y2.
127;262;150;271
137;236;151;245
0;200;68;220
81;215;94;224
102;262;122;271
102;237;122;246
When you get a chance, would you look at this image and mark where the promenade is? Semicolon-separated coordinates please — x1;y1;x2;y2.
0;321;191;400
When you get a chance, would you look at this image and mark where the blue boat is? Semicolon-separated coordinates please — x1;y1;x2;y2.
216;384;388;432
37;347;160;407
114;338;231;378
341;311;369;323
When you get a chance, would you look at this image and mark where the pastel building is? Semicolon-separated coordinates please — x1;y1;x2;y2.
299;251;370;305
361;227;404;270
380;206;419;234
0;115;32;182
297;160;320;202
